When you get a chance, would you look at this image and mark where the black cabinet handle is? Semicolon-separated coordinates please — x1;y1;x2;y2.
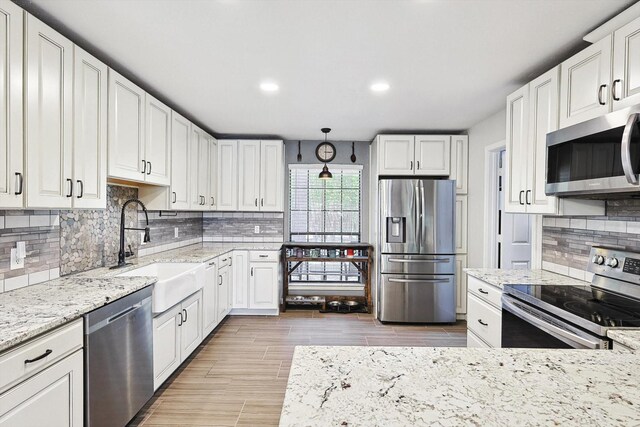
211;196;214;206
77;180;84;198
24;349;52;364
183;308;188;323
518;190;524;205
598;84;607;106
613;79;621;101
259;254;268;258
66;179;73;197
172;192;177;203
478;288;489;295
255;198;258;207
251;267;254;276
478;319;488;326
142;160;146;174
417;161;420;170
178;312;183;326
14;172;23;195
147;161;152;175
218;275;222;285
525;190;531;205
410;161;413;170
261;198;264;207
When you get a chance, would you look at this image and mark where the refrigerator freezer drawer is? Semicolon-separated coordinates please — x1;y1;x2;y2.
381;254;455;275
378;274;456;323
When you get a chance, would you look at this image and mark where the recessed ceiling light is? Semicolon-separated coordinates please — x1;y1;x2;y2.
260;82;279;93
370;82;390;93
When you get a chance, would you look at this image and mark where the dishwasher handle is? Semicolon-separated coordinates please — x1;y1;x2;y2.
86;295;152;334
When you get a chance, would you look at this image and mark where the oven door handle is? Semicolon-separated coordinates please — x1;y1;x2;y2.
502;297;600;349
621;112;639;185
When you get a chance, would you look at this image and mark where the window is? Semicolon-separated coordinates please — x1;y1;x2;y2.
289;164;362;283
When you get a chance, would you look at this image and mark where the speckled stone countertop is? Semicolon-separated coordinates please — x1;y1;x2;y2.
0;276;156;353
463;268;588;289
608;330;640;350
280;346;640;427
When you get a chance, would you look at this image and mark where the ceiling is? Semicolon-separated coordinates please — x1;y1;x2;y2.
19;0;635;141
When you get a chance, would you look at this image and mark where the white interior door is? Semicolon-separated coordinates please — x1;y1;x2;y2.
73;46;107;209
145;95;171;186
170;112;190;210
238;140;261;211
25;15;73;208
613;16;640;110
0;1;23;208
414;135;451;175
260;140;283;211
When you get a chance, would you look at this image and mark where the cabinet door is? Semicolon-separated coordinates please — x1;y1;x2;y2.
152;304;181;390
108;70;145;181
198;133;210;211
612;16;640;110
180;291;203;360
449;136;468;194
559;35;612;128
378;135;415;175
455;255;467;315
217;140;238;211
203;262;218;337
455;195;468;254
0;350;83;427
188;125;202;210
260;140;284;211
217;266;230;319
527;67;559;214
170;112;191;210
0;1;23;208
25;14;73;209
249;262;278;309
145;94;171;186
73;46;107;209
232;251;249;309
415;135;451;175
504;85;529;213
238;140;261;211
209;137;218;210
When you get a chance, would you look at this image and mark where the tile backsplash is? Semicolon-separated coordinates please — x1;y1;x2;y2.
202;212;284;242
542;199;640;280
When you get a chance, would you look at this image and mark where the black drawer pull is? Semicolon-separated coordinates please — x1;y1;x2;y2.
15;172;23;195
25;349;52;364
259;254;269;258
477;319;488;326
478;288;489;295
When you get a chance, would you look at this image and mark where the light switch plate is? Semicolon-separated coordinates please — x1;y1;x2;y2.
174;227;179;238
254;226;260;234
10;248;24;270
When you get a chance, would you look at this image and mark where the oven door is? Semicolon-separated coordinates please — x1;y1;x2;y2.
501;295;609;349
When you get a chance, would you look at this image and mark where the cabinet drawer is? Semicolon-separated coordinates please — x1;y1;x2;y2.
250;250;279;263
467;293;501;348
466;329;489;348
0;319;83;392
218;253;232;268
468;276;502;308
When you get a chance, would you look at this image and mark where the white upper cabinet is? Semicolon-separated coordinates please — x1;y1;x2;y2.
449;136;468;194
378;135;415;175
0;1;23;208
198;131;210;209
415;135;451;175
612;16;640;110
25;14;73;209
505;85;529;214
238;140;261;211
170;112;191;210
217;140;238;211
108;70;146;182
559;35;612;128
145;95;171;186
188;125;202;210
259;140;284;211
73;46;107;209
209;137;218;210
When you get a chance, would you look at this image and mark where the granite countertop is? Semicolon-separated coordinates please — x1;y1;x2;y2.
464;268;589;289
280;346;640;426
608;330;640;350
0;276;156;353
1;242;283;353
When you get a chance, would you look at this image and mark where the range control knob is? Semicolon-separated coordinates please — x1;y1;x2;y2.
592;255;605;265
605;257;619;268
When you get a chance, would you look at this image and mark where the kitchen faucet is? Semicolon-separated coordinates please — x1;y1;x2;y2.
112;198;151;268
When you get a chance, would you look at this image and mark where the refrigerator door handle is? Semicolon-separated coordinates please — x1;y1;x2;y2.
414;185;420;248
419;180;425;252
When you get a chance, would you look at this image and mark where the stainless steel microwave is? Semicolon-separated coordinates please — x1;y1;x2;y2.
546;105;640;197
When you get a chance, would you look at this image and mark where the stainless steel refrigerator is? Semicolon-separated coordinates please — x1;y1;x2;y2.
378;179;456;323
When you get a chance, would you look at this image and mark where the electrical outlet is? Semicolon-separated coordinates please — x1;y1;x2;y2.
10;248;24;270
174;227;179;238
254;225;260;234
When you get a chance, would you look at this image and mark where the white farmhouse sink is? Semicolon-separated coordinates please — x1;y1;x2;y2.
118;263;205;313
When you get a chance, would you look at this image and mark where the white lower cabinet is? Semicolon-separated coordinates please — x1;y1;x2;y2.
203;259;219;337
217;262;232;320
466;276;502;348
232;251;249;308
455;255;467;315
152;290;203;390
0;319;83;427
249;262;279;309
230;250;280;314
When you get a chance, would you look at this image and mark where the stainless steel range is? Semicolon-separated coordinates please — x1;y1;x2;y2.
502;246;640;349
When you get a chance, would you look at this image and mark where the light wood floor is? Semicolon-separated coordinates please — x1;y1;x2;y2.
129;311;467;427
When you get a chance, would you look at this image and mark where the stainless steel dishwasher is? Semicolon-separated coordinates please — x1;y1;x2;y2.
84;286;154;427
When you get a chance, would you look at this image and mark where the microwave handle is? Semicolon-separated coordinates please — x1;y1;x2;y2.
622;112;639;185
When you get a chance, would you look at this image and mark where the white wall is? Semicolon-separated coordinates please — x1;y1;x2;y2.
467;107;506;268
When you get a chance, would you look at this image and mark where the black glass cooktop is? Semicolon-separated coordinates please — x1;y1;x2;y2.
503;284;640;328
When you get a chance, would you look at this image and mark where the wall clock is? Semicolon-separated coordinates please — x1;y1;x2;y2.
316;141;336;163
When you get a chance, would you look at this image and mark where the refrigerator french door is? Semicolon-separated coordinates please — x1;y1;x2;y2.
378;179;456;323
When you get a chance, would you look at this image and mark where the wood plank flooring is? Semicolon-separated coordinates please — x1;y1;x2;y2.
129;311;467;427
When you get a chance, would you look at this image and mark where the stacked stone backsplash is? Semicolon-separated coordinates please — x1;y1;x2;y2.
542;199;640;281
203;212;284;242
